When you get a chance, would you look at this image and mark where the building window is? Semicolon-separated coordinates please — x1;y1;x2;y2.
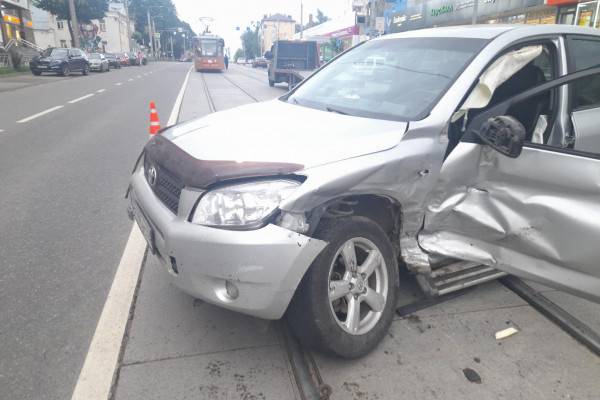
99;20;106;32
57;21;64;30
60;40;67;48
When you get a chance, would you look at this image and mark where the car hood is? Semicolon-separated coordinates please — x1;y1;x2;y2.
162;99;407;169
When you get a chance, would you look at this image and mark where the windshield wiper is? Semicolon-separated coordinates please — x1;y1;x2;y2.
326;106;348;115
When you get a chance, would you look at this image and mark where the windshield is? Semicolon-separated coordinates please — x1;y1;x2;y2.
42;48;68;58
198;40;219;56
289;37;487;121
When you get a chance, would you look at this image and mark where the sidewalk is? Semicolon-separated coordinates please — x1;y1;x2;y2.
0;71;67;92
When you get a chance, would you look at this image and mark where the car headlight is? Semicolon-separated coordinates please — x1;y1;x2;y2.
191;180;300;228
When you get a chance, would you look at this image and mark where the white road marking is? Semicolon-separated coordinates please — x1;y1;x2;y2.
70;224;146;400
115;82;123;86
136;75;141;79
167;65;193;126
17;105;64;123
70;64;192;400
0;129;4;133
128;78;133;82
96;89;106;93
68;93;95;104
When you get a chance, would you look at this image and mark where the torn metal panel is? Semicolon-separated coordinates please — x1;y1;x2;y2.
420;142;600;302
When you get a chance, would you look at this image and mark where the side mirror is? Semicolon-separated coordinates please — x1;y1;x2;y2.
475;116;526;158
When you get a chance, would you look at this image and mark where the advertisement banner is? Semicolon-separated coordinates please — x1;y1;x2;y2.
389;0;547;32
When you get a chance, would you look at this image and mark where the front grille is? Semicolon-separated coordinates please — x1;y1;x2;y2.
144;156;184;214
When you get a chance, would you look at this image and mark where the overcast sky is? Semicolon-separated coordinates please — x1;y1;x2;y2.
172;0;353;54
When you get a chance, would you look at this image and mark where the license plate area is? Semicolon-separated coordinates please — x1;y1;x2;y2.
131;196;156;254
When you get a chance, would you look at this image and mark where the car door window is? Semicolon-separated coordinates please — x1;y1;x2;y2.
567;36;600;154
448;42;559;157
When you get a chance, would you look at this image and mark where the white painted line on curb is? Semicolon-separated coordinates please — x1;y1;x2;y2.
17;105;64;123
97;89;106;93
115;82;123;86
70;224;146;400
167;65;193;126
68;94;95;104
70;65;192;400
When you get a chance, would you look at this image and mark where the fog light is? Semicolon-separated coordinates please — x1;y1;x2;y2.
225;280;239;300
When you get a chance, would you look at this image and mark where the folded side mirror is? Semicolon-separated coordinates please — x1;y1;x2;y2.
475;116;526;158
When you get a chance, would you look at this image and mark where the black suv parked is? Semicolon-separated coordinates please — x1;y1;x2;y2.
30;48;90;76
105;53;122;69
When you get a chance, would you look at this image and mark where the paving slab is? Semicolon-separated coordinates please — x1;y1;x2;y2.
316;303;600;400
123;256;279;365
116;346;299;400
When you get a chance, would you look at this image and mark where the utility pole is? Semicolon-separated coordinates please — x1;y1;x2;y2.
124;0;132;51
147;10;155;57
300;1;303;39
68;0;81;48
472;0;479;24
170;33;174;60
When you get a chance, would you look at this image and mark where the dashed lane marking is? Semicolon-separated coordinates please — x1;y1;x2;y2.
115;82;123;86
17;105;64;123
68;94;95;104
96;89;106;93
70;64;192;400
136;75;142;79
128;78;134;82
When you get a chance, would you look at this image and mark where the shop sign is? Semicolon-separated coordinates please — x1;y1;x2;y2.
431;4;454;17
325;25;359;38
3;14;21;25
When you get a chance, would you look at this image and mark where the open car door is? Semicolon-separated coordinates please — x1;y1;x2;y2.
419;67;600;303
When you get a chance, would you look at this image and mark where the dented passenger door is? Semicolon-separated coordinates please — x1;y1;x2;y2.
419;67;600;303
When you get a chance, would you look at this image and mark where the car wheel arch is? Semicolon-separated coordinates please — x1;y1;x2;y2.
305;194;403;284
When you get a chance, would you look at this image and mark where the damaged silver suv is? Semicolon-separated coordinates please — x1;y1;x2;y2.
128;25;600;358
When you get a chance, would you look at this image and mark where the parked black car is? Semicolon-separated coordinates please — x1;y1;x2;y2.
127;52;139;66
30;47;90;76
104;53;122;69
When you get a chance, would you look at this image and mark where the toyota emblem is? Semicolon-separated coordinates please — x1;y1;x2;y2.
147;165;158;186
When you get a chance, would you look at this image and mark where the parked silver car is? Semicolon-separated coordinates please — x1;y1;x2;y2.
128;25;600;358
89;53;110;72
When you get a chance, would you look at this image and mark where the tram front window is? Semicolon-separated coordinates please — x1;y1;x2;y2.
200;41;219;56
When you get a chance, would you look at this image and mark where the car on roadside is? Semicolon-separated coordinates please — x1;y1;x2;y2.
236;58;246;65
105;53;122;69
127;25;600;358
88;53;110;72
30;47;90;76
252;57;268;68
118;53;130;66
127;52;139;66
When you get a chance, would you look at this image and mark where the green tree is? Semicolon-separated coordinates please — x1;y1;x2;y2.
316;9;329;25
233;48;243;62
33;0;109;46
240;24;259;60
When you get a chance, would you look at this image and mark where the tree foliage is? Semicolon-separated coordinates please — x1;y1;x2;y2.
233;48;243;62
33;0;109;22
128;0;194;57
240;24;260;60
296;8;330;32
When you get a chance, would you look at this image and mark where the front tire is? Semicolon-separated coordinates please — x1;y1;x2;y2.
61;65;70;76
287;216;398;358
82;65;89;75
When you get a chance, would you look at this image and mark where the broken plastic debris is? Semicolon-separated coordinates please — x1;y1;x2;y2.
495;327;519;340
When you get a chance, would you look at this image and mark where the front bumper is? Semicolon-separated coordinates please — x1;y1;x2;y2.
31;64;61;72
90;64;103;70
128;168;327;319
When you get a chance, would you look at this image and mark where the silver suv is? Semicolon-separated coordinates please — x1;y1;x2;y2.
128;25;600;358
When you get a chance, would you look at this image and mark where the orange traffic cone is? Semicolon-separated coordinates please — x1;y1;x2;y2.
149;101;161;136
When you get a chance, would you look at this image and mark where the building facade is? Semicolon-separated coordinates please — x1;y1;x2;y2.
259;13;296;55
1;0;35;44
31;2;133;52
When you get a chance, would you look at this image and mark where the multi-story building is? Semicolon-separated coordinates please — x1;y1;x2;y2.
259;13;296;55
0;0;35;45
31;2;133;52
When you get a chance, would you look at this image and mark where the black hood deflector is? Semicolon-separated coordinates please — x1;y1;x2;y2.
143;135;304;189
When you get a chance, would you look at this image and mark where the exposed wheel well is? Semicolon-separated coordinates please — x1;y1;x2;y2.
312;195;402;257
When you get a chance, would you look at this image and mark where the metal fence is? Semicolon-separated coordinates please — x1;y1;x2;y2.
0;54;10;69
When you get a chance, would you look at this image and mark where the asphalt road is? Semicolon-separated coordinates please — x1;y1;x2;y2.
0;62;191;400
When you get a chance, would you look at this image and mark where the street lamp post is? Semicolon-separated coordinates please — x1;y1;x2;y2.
472;0;479;24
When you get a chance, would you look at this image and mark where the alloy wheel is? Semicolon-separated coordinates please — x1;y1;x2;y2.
327;237;388;335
